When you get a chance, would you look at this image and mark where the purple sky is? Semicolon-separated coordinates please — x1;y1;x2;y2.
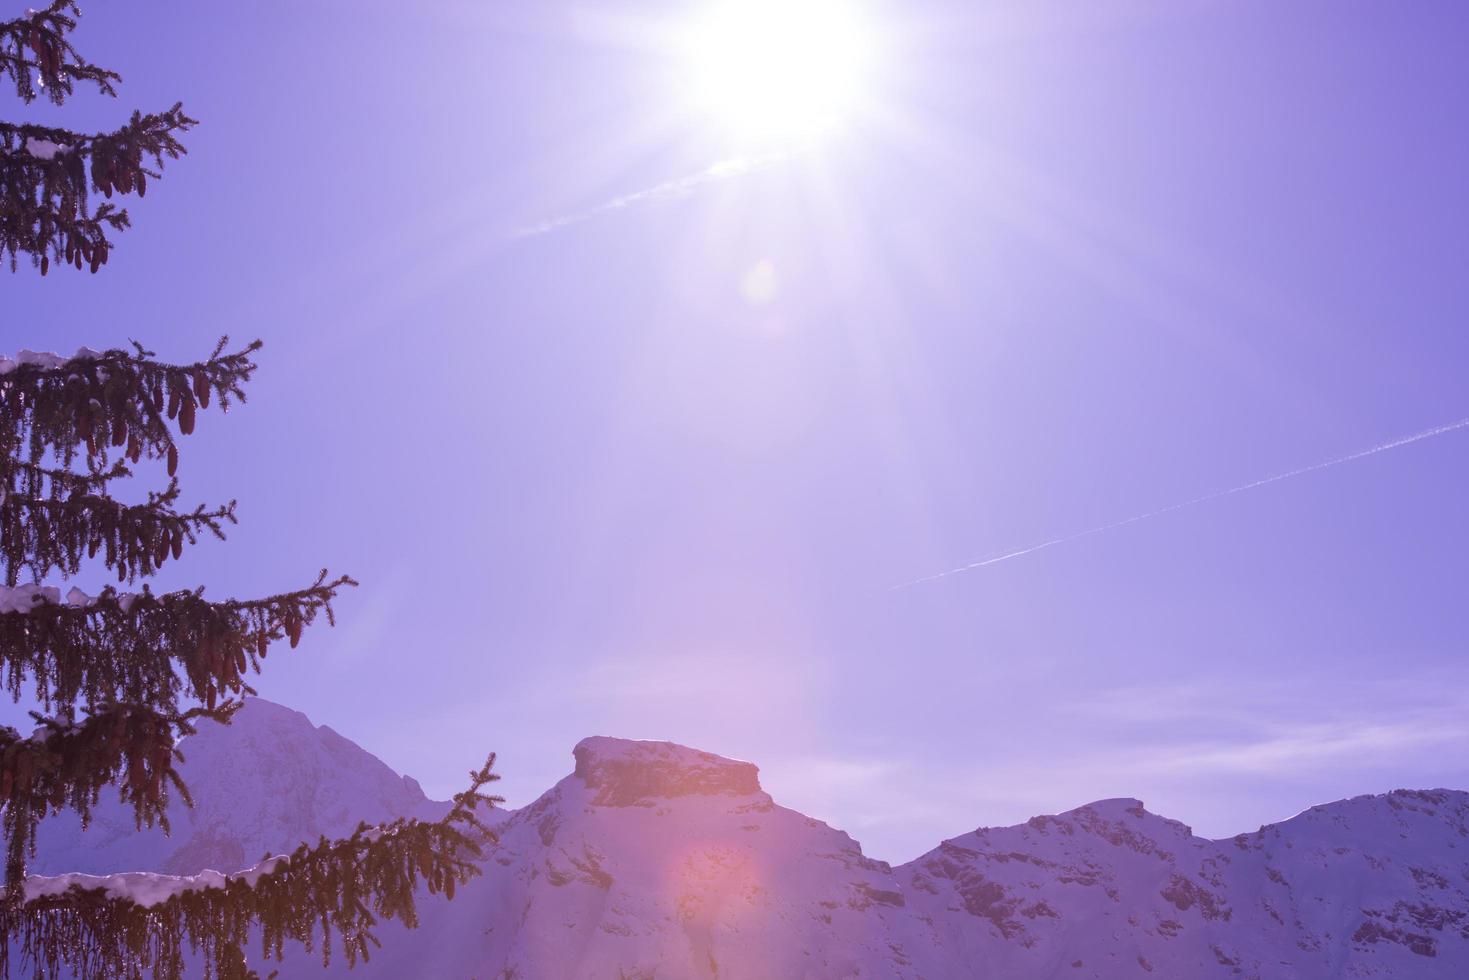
7;0;1469;863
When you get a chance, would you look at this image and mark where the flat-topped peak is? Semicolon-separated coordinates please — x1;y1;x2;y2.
1073;797;1147;816
572;737;762;807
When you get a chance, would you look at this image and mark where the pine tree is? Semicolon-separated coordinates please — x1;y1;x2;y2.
1;1;192;273
0;6;503;978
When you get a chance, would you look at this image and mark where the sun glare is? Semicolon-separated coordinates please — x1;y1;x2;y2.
678;0;876;142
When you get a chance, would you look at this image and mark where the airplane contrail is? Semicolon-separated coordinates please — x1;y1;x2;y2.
892;415;1469;591
512;148;796;240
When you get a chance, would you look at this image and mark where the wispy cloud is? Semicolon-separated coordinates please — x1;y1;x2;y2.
511;149;797;240
759;753;976;857
1070;671;1469;777
893;415;1469;590
772;668;1469;860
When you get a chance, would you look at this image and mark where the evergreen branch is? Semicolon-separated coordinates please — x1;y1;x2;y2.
0;702;239;894
2;455;129;500
0;337;260;470
0;572;357;714
5;755;503;980
1;478;238;586
0;103;195;274
0;197;126;276
0;1;119;105
0;111;192;153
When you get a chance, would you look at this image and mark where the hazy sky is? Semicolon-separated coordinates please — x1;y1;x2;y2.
7;0;1469;863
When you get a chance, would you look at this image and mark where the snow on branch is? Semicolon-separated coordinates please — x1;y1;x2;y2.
22;854;288;909
0;337;260;471
0;103;194;188
0;571;356;714
0;702;239;891
0;1;119;105
6;755;504;980
0;103;195;274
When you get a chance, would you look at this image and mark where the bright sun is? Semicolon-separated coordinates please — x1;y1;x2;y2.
678;0;876;142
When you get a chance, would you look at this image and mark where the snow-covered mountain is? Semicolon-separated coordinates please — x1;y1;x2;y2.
30;699;448;878
900;792;1469;979
32;701;1469;978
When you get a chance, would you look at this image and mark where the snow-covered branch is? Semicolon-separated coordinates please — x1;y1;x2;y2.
0;702;237;891
0;103;194;274
0;338;260;471
0;1;119;105
5;755;504;980
0;571;356;714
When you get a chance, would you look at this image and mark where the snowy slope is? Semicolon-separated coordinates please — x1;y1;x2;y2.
30;699;448;877
434;736;940;979
902;792;1469;979
30;703;1469;979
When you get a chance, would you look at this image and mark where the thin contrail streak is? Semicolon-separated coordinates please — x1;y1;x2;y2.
511;149;795;240
892;416;1469;591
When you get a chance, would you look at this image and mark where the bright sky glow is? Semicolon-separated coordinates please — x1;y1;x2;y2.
677;0;876;141
27;0;1469;869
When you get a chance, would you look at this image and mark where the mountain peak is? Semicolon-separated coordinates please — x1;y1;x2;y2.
223;696;314;730
31;697;448;877
1023;796;1197;846
571;736;761;806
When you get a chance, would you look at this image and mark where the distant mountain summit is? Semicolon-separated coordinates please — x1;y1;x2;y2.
30;698;447;878
32;706;1469;978
902;790;1469;978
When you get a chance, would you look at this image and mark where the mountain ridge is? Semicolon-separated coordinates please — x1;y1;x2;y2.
31;701;1469;978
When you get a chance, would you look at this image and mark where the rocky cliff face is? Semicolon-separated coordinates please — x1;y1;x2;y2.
571;736;763;805
30;704;1469;979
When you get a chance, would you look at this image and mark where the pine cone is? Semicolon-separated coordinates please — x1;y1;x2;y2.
179;392;196;435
